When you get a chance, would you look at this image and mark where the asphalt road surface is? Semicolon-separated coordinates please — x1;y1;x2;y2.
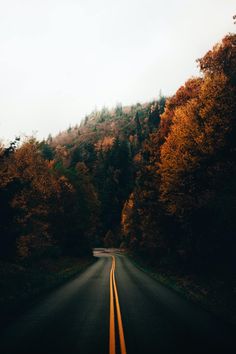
1;249;235;354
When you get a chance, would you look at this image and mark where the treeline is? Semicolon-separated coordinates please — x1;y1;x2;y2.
122;34;236;269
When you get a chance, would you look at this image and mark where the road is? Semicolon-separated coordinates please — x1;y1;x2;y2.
0;250;235;354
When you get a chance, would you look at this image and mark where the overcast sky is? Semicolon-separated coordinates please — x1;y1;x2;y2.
0;0;235;141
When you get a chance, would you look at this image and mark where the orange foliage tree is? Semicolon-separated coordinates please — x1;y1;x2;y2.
0;139;62;257
159;34;236;261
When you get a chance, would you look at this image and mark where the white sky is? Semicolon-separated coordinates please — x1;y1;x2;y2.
0;0;235;141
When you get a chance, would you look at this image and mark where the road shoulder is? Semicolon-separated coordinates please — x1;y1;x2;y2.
0;255;97;329
127;252;236;327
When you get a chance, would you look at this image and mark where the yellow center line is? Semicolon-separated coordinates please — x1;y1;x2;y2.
109;255;127;354
112;256;127;354
109;258;116;354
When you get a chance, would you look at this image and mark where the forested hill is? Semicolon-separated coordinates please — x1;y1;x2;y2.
47;98;166;246
1;33;236;277
51;99;165;148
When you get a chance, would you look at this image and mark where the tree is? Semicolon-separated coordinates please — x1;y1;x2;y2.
0;139;61;258
159;34;236;264
134;112;142;145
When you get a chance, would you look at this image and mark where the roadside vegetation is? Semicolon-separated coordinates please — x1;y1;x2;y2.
0;250;94;328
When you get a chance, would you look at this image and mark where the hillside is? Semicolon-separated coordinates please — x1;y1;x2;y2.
49;100;165;167
45;99;166;244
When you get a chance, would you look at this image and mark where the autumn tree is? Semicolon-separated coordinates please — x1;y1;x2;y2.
0;139;62;258
159;78;202;144
0;139;21;258
159;34;236;264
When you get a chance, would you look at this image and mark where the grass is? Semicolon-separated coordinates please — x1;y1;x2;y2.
0;255;96;328
128;253;236;326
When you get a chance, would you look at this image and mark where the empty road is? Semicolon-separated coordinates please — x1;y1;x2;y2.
1;250;235;354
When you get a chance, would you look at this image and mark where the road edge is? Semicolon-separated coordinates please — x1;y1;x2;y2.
0;256;98;330
126;253;236;328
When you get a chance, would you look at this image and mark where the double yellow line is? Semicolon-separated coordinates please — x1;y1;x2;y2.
109;256;127;354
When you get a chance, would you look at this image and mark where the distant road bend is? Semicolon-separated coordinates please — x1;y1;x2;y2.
1;249;235;354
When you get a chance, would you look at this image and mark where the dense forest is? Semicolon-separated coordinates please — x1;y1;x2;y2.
1;33;236;276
